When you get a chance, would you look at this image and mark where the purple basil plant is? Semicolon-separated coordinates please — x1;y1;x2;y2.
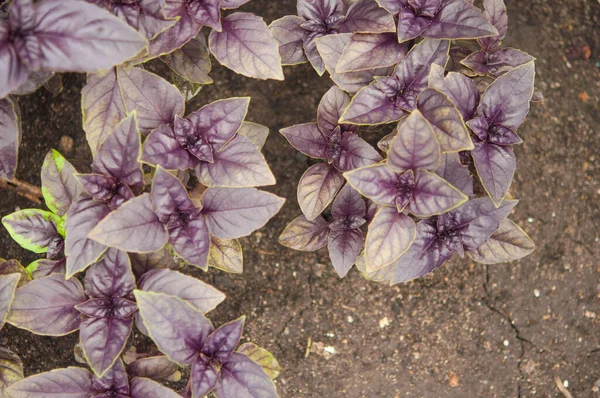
279;0;537;284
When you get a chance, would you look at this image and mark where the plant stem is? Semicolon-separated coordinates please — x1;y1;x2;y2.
0;178;43;204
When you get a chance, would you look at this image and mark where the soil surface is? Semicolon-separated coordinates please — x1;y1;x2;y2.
1;1;599;397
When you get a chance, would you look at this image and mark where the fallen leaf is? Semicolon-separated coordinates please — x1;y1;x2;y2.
448;370;460;387
578;91;590;103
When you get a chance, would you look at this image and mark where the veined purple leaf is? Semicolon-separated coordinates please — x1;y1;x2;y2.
279;215;330;251
407;170;468;216
269;16;308;65
201;188;285;239
0;347;23;396
7;367;93;398
0;259;30;287
134;290;213;366
76;173;134;209
355;252;395;284
209;13;284;80
81;70;127;155
208;237;244;274
92;113;143;193
161;33;213;84
467;218;535;264
365;207;415;271
91;359;128;395
186;0;221;31
88;193;168;253
141;124;197;170
297;0;344;21
374;0;402;15
202;317;245;362
436;153;473;197
337;33;407;73
332;183;366;219
79;316;133;377
190;357;219;397
2;209;61;254
388;110;441;172
197;135;276;188
116;67;184;133
41;149;79;216
417;88;473;152
297;163;344;220
461;48;535;78
341;0;396;34
393;38;450;95
478;0;508;51
477;61;535;130
213;352;278;398
129;377;181;398
396;5;430;42
280;123;328;159
169;217;211;269
221;0;252;9
8;273;85;335
317;86;354;134
343;164;398;207
0;39;29;99
425;0;498;40
33;0;147;72
138;269;225;313
150;166;197;223
336;132;382;171
471;141;516;206
146;11;202;60
84;249;134;299
339;77;408;125
0;274;20;330
238;122;269;150
328;228;363;278
428;64;479;120
0;98;21;180
304;32;328;76
127;356;180;383
129;247;176;281
65;196;110;278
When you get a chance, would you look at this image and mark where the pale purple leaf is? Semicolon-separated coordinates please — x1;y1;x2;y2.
127;356;179;382
221;0;252;9
213;352;278;398
0;98;20;180
202;317;245;362
0;274;20;331
340;78;409;125
129;377;181;398
297;163;344;220
467;219;535;264
146;12;202;60
91;358;128;394
84;248;134;299
141;124;198;170
407;170;468;216
79;316;132;377
337;33;407;73
278;215;330;251
169;217;211;269
388;110;441;172
150;166;196;223
269;16;308;65
341;0;396;33
7;367;93;398
461;48;534;78
435;153;473;197
280;123;328;159
365;208;416;271
336;132;382;171
426;0;498;40
478;0;508;50
472;141;516;206
187;0;221;31
374;0;402;15
317;86;354;134
428;63;479;120
0;40;29;99
332;183;366;218
393;38;450;96
161;34;213;84
328;227;363;278
343;164;398;207
303;31;327;75
190;357;219;398
396;8;430;43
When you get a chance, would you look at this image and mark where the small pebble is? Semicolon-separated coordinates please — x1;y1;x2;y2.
503;340;510;347
326;332;334;338
564;380;569;388
324;346;336;354
379;317;391;329
347;316;354;324
534;289;540;298
527;217;534;223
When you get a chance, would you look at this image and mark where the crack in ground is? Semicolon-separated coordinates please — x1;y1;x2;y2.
482;265;533;397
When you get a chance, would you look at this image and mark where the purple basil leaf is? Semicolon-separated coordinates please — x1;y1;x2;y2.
365;207;416;271
0;40;29;99
161;33;213;84
79;316;133;377
84;248;135;299
41;149;79;216
7;273;85;335
151;166;197;223
65;196;110;278
297;0;343;21
467;218;535;264
186;0;221;31
213;352;278;398
435;153;473;197
0;98;20;180
141;124;198;170
201;188;285;239
88;193;169;253
0;273;20;331
393;38;450;92
396;6;430;42
7;367;94;398
129;376;181;398
75;297;136;319
343;164;398;207
341;0;396;34
197;134;276;188
471;139;515;204
91;113;143;193
328;227;363;278
33;0;147;72
461;48;535;78
297;163;344;220
76;174;134;208
221;0;252;9
425;0;498;40
407;169;468;216
127;356;179;382
428;63;479;120
388;110;441;172
417;88;473;152
278;215;330;251
478;0;508;51
336;132;382;171
0;346;23;396
0;259;30;288
2;209;60;254
134;290;214;366
209;12;284;80
269;16;308;65
138;269;225;313
169;217;211;269
81;70;127;155
91;359;128;395
337;33;407;73
391;218;453;284
476;61;535;130
375;0;402;15
190;357;220;397
304;32;328;76
354;252;394;283
202;316;245;362
332;183;366;218
317;86;355;134
238;122;269;150
280;123;328;159
129;248;176;280
116;67;185;134
146;10;202;60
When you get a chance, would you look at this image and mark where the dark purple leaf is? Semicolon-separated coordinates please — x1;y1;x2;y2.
75;297;136;319
396;6;430;42
201;188;285;239
141;124;198;170
0;38;29;99
41;149;79;216
161;33;213;84
88;193;169;253
186;0;221;31
169;217;211;269
213;352;278;398
425;0;497;40
0;273;20;331
337;33;407;73
365;207;416;271
304;33;332;75
2;209;60;254
336;132;382;171
328;227;363;277
467;218;535;264
209;13;284;80
134;290;214;366
138;269;225;313
0;98;20;180
393;38;450;94
332;183;366;219
278;215;330;251
91;359;128;395
7;367;93;398
76;174;134;209
127;356;179;382
428;63;479;120
461;48;535;78
471;140;515;206
146;10;202;60
269;16;308;65
151;166;196;223
297;163;344;220
65;196;110;278
129;248;176;280
116;67;184;134
190;357;219;398
407;170;468;216
84;248;134;299
478;0;508;51
280;123;328;159
436;153;473;197
343;164;398;207
129;376;181;398
8;273;85;335
79;316;133;377
341;0;396;34
202;316;245;362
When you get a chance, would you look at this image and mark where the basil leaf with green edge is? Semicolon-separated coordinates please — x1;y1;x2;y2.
2;209;61;254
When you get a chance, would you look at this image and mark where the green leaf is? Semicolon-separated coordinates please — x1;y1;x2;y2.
236;343;281;380
2;209;61;253
207;237;243;274
0;259;29;288
0;347;24;396
41;149;80;216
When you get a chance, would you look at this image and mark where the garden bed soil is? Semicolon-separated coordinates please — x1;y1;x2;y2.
1;0;599;397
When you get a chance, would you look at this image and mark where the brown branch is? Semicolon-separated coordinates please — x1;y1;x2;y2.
0;178;43;205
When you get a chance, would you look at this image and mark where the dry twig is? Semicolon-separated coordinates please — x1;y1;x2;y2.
554;375;574;398
0;178;43;204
